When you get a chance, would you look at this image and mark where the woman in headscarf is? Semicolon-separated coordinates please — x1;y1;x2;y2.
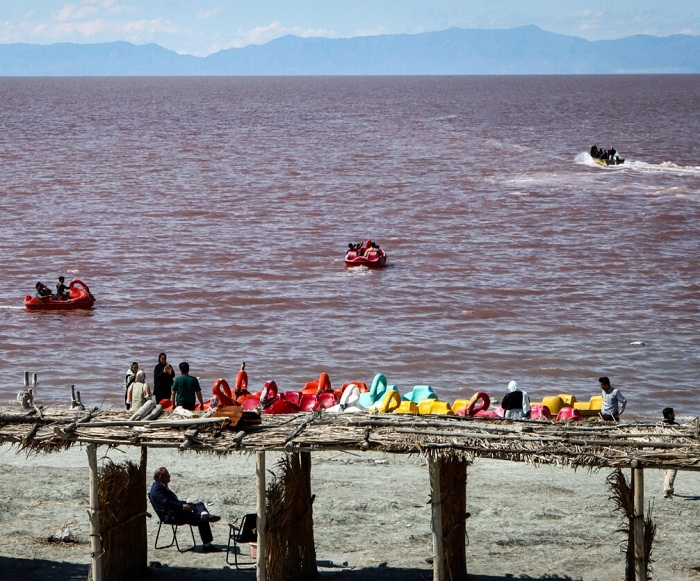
127;369;151;411
124;362;138;410
500;380;531;420
153;353;175;403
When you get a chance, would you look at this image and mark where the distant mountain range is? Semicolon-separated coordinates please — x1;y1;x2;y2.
1;25;698;76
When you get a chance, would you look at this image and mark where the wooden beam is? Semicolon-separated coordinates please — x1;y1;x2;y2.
633;466;647;581
256;451;266;581
429;457;445;581
87;443;102;581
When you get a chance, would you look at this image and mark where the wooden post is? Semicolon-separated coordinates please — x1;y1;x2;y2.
139;446;148;571
256;451;266;581
23;371;29;387
429;457;445;581
87;443;102;581
633;466;646;581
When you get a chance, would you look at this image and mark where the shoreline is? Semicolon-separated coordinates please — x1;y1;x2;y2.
0;443;699;580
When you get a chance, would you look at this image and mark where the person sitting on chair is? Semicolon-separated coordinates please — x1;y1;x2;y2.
149;466;222;552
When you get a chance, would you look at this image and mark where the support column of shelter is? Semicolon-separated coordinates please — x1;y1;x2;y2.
632;465;647;581
257;451;266;581
440;457;468;580
429;456;445;581
87;443;102;581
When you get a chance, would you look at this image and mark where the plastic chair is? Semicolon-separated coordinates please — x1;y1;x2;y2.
226;513;257;568
149;493;196;553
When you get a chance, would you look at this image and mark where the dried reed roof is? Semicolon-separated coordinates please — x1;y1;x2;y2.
1;406;698;471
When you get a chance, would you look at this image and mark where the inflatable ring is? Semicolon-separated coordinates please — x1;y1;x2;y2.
465;391;490;416
212;378;235;407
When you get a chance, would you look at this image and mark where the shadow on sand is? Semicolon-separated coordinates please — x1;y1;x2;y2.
0;556;579;581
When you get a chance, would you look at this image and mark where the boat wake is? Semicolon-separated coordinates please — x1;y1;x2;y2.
624;160;700;176
577;152;700;175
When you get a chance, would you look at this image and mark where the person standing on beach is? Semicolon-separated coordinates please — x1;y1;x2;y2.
662;407;679;498
153;353;175;402
127;369;151;410
599;376;626;421
149;467;221;552
500;380;531;419
171;362;204;411
124;362;138;410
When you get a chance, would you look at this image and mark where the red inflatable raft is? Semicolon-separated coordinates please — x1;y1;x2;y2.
345;239;387;268
24;279;96;311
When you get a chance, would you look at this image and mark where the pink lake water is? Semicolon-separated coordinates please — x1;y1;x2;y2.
0;75;698;417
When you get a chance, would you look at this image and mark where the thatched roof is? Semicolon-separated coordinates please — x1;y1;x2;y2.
1;406;699;471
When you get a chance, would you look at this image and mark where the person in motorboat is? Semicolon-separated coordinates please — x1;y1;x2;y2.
55;276;70;300
590;144;599;158
500;380;531;420
34;282;52;298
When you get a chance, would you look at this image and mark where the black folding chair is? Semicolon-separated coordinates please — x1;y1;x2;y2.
149;493;196;552
226;513;257;568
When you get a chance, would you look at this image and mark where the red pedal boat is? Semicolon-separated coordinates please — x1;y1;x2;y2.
345;239;387;268
24;279;96;311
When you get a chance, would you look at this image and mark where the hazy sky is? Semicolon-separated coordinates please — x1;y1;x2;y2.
1;1;698;56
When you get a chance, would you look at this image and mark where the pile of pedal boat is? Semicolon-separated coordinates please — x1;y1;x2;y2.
158;371;603;422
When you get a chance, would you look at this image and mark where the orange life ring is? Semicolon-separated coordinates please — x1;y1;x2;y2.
465;391;490;416
212;378;235;407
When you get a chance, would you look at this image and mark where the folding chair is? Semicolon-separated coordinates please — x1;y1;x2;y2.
149;493;196;552
226;513;257;568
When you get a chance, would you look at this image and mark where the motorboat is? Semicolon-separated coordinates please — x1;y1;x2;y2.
590;145;624;166
24;278;96;311
345;239;387;268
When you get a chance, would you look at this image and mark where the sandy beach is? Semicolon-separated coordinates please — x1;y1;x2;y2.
0;442;698;581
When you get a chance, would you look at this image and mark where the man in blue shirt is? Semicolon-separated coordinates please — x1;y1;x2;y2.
599;376;627;421
149;466;221;552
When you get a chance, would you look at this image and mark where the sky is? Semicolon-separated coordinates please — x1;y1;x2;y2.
1;1;698;57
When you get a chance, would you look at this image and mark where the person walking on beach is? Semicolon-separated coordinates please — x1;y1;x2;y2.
149;467;221;552
171;362;204;411
662;407;679;498
599;376;626;421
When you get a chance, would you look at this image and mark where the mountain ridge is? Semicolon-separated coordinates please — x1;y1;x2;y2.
0;25;697;76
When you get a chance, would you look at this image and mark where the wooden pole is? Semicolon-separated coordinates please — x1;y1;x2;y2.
87;443;102;581
429;457;445;581
256;451;266;581
633;466;646;581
